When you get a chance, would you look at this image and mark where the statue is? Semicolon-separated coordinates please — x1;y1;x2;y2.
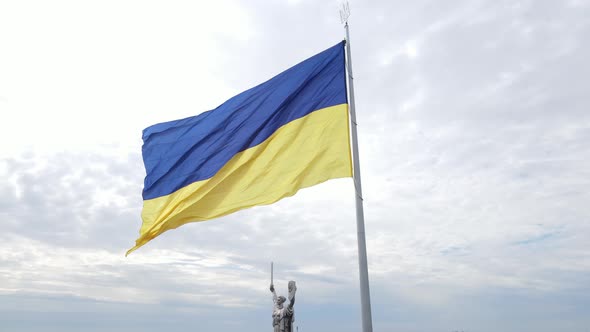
270;281;296;332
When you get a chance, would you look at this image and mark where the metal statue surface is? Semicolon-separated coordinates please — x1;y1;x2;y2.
270;281;296;332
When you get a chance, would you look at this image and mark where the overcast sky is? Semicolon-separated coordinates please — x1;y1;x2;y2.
1;1;589;331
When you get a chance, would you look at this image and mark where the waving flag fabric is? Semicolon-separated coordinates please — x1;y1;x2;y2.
128;41;351;255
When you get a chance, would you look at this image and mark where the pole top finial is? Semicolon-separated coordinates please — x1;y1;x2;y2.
339;1;350;25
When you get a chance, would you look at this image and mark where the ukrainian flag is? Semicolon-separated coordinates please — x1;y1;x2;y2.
128;41;352;255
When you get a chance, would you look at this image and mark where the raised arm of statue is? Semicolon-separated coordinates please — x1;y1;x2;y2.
270;284;278;305
287;281;297;308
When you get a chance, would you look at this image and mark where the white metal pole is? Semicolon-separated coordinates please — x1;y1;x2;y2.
345;21;374;332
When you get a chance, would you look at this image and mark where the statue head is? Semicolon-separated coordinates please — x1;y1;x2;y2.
277;295;286;306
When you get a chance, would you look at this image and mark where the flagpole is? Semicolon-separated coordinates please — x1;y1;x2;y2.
344;17;374;332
